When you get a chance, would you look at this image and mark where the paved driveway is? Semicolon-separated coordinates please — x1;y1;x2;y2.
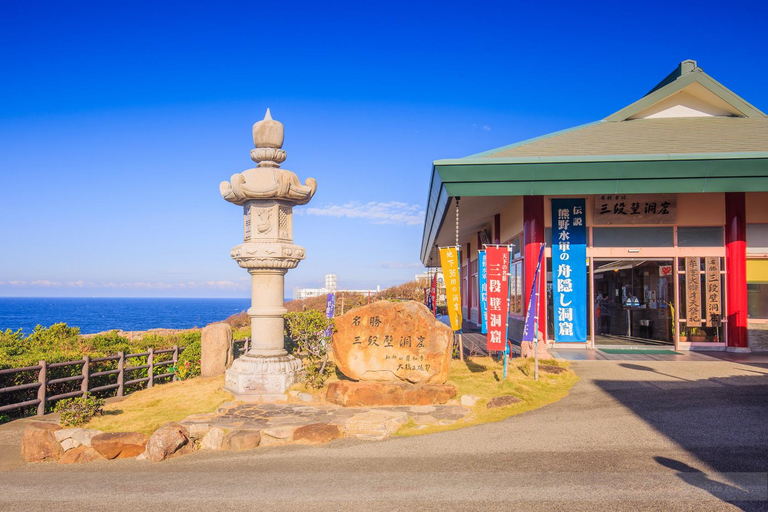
1;359;767;511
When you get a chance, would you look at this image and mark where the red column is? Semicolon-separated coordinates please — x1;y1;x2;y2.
524;196;546;340
725;192;749;350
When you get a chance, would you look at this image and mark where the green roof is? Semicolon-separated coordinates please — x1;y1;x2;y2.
421;60;768;264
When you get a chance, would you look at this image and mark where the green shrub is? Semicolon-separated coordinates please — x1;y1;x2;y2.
284;310;334;389
54;393;106;427
175;339;201;380
27;323;81;351
85;330;131;354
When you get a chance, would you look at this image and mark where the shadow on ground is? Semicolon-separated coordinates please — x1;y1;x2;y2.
596;364;768;510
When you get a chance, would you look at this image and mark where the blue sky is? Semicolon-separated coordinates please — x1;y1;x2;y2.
1;1;767;298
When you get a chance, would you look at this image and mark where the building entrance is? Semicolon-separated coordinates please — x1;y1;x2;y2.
593;259;675;347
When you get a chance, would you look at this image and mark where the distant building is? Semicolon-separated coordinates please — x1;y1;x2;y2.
325;274;337;292
415;271;446;307
293;274;379;301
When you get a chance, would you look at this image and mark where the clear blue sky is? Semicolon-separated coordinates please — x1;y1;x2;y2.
1;1;766;298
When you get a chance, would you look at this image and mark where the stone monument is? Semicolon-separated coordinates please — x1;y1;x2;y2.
327;300;457;406
220;109;316;401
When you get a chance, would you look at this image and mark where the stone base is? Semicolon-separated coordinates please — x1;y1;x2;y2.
326;381;457;407
224;354;302;402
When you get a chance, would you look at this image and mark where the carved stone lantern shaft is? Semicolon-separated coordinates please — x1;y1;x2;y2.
219;109;316;400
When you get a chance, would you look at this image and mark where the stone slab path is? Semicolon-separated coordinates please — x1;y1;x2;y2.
181;402;472;443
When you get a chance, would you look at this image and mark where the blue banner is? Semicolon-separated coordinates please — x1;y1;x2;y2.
551;198;587;342
522;244;544;343
479;250;488;334
324;293;335;338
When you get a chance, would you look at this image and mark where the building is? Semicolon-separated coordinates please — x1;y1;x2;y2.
421;60;768;352
293;274;379;301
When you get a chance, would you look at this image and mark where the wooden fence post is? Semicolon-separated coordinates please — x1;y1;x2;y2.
172;345;179;382
36;360;46;416
147;348;154;388
117;352;124;397
81;355;90;395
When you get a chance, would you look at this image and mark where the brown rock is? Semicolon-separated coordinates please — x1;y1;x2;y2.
293;423;342;444
520;340;553;360
91;432;149;459
147;423;190;462
21;423;64;462
222;430;261;451
486;395;522;409
58;446;105;464
332;301;453;384
201;323;234;377
326;381;457;407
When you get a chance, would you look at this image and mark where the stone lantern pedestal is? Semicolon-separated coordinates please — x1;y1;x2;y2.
219;109;316;401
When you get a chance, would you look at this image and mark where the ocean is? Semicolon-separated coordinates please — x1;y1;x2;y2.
0;297;253;335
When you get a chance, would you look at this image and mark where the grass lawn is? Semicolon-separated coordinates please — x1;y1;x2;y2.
83;357;577;437
395;356;579;437
86;376;232;435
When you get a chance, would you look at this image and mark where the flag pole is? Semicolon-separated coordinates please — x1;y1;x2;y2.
533;243;544;381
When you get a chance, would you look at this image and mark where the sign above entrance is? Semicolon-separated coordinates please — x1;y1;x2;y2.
593;194;677;225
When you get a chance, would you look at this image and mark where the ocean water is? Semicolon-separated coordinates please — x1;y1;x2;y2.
0;297;252;335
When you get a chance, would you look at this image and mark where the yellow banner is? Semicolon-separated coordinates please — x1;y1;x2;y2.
440;247;462;331
747;259;768;283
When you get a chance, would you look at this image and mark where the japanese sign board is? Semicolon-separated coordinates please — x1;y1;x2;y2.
705;256;721;326
479;250;488;335
593;194;677;225
685;257;702;326
439;247;462;331
551;198;587;342
485;246;509;351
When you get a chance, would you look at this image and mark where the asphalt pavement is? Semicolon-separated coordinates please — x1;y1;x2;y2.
2;358;767;511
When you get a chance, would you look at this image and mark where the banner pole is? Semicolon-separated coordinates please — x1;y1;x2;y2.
503;343;508;379
533;243;544;381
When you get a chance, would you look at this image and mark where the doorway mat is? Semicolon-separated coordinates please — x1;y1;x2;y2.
598;348;681;355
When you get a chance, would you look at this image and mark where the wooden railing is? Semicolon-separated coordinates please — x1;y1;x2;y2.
0;338;250;418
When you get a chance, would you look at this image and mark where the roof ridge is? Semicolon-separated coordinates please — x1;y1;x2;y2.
645;59;698;96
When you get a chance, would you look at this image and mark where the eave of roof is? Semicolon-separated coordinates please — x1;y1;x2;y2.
421;153;768;263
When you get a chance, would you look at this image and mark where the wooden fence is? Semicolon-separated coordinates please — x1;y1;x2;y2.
0;338;250;418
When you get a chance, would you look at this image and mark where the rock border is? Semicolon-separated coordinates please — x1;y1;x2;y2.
20;401;475;464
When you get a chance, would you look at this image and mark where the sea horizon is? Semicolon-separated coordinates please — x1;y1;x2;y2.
0;297;286;335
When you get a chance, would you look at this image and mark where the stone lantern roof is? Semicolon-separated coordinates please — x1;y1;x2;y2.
220;109;317;206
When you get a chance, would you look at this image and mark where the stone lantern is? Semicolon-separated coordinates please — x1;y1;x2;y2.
219;109;316;401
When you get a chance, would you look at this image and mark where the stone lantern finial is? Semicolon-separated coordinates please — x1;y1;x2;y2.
251;108;286;168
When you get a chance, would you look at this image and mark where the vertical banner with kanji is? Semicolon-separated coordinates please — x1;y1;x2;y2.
686;257;702;326
485;246;509;351
705;256;721;326
440;247;462;331
551;198;587;342
324;293;335;338
479;250;488;334
522;244;545;342
430;273;438;316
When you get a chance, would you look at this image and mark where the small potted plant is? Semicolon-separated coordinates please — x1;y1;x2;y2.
688;326;708;342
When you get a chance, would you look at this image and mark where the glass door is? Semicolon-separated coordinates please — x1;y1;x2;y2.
593;259;675;346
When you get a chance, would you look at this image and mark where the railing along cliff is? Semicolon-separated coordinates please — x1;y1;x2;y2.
0;338;250;418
